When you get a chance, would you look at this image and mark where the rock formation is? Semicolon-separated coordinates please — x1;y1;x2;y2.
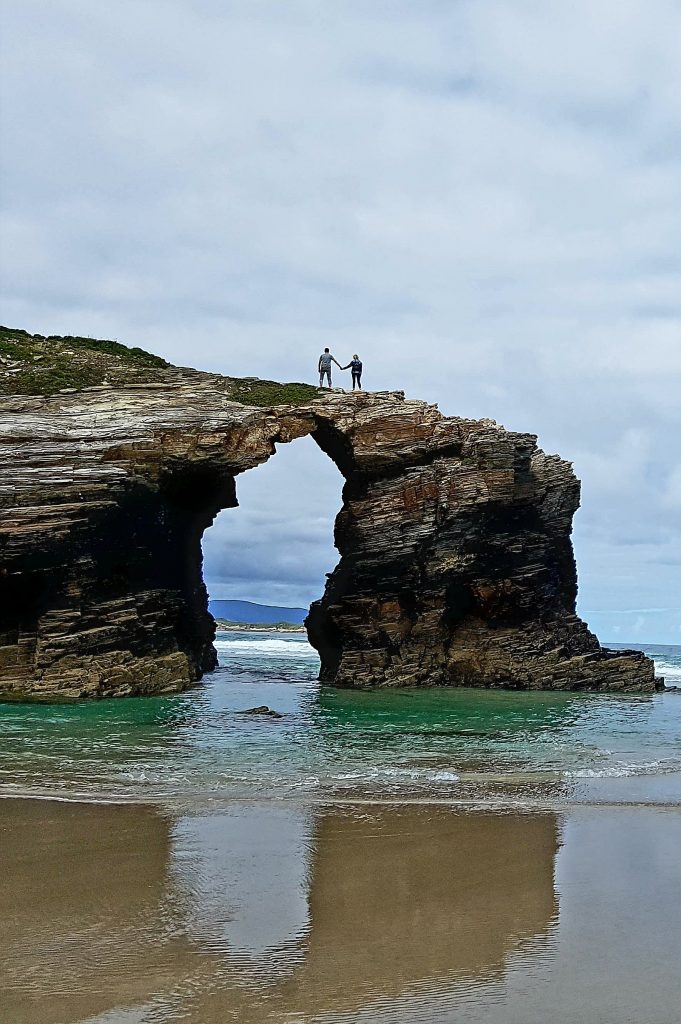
0;329;657;698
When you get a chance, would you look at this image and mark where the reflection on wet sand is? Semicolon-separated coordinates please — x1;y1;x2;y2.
187;807;559;1023
0;799;560;1023
283;809;558;1013
0;800;194;1024
170;804;314;974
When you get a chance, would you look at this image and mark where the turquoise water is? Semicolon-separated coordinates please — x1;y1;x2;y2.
1;633;680;808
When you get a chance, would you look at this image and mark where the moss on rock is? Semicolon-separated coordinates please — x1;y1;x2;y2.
224;377;322;407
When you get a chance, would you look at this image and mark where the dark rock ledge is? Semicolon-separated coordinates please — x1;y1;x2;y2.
0;336;657;698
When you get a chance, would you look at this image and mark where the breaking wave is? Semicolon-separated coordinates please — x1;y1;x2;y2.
215;636;317;659
654;660;681;684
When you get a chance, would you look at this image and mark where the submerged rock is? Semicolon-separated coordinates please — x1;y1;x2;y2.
241;706;284;718
0;328;657;699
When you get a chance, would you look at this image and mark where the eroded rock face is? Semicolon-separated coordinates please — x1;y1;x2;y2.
0;370;656;698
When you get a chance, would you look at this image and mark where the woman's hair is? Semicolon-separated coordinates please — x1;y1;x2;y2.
353;353;359;359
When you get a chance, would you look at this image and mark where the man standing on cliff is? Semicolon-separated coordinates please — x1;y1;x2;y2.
318;348;341;388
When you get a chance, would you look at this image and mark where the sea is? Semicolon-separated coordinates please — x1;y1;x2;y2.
2;635;681;1023
0;633;679;810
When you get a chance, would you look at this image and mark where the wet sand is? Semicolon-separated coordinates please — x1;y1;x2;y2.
1;798;680;1023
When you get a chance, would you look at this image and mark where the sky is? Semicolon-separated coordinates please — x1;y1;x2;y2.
1;0;679;643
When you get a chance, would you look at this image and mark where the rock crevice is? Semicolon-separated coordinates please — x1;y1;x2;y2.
0;367;656;698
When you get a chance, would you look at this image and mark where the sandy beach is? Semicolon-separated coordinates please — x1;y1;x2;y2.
2;797;680;1024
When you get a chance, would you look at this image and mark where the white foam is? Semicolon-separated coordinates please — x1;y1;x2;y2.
431;770;461;782
333;767;460;784
564;760;681;778
653;659;681;682
215;638;317;658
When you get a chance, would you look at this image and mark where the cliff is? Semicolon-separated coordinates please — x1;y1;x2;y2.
0;327;657;698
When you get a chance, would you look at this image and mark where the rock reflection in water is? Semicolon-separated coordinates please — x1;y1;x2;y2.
280;808;558;1014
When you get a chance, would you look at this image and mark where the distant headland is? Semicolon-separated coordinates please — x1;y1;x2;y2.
208;599;307;626
210;600;307;633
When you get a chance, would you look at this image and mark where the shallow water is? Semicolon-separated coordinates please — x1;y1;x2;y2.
0;633;680;809
1;635;680;1023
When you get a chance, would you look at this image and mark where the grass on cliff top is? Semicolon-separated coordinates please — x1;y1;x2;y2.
224;377;321;406
0;325;169;396
0;326;323;405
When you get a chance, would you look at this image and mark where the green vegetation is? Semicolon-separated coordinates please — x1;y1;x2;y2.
224;377;322;407
0;325;169;396
0;325;324;406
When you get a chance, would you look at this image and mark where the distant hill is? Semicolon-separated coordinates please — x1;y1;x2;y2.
208;600;307;625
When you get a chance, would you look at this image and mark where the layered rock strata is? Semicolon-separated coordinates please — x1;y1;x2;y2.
0;368;656;698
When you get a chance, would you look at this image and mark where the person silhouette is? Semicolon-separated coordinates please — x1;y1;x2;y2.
342;354;362;390
318;348;341;388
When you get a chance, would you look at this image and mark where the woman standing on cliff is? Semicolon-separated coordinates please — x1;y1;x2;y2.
342;354;362;390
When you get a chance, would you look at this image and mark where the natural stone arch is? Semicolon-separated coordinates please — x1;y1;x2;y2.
0;371;656;698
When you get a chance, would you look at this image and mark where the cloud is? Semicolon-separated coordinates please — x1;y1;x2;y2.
662;465;681;510
1;0;680;640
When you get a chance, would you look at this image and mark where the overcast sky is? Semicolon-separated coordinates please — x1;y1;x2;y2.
1;1;679;643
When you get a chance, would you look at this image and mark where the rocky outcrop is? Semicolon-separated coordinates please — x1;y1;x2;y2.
0;347;657;698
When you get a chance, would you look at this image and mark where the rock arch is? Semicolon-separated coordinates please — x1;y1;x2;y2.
0;372;656;698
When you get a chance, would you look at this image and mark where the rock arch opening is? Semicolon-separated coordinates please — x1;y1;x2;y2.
201;434;344;635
